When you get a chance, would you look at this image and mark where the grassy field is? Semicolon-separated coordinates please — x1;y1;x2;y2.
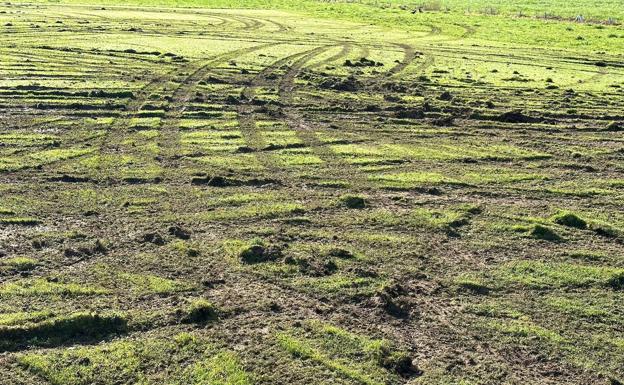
1;1;623;384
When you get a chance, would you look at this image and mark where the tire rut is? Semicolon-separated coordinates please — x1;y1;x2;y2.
155;42;282;183
236;46;330;176
276;45;374;188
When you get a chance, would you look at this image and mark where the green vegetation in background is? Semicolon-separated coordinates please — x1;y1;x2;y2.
32;0;624;20
30;0;624;52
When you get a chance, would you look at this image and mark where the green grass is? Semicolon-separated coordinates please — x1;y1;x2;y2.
369;171;460;189
0;217;41;226
0;311;55;327
38;0;624;49
0;207;16;215
118;272;192;294
277;321;413;385
335;142;550;166
184;352;252;385
364;204;478;233
495;261;624;289
278;333;384;385
487;319;566;344
18;333;249;385
276;150;324;167
1;313;127;351
543;296;623;323
1;257;38;271
463;169;547;185
0;279;107;297
182;299;218;323
2;0;623;383
197;202;305;222
29;148;94;163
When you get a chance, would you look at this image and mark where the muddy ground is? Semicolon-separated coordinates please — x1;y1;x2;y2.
0;3;623;385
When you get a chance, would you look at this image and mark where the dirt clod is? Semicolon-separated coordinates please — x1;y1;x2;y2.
169;225;191;240
191;175;230;186
438;91;453;100
603;121;623;131
240;244;283;264
287;256;337;277
378;348;423;378
319;75;361;91
372;283;414;318
325;248;356;259
607;273;624;290
141;232;165;245
395;108;424;119
340;195;367;209
495;110;543;123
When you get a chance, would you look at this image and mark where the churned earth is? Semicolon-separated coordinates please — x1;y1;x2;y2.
0;1;623;384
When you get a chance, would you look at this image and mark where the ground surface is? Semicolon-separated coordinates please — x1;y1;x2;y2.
1;1;623;384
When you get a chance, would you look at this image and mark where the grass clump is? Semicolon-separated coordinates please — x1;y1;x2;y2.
0;207;15;215
455;275;490;295
0;312;127;351
182;299;218;324
589;220;623;239
0;279;106;297
552;210;587;229
340;194;368;209
409;204;480;235
528;225;562;241
233;239;283;264
0;217;41;226
512;224;562;241
1;257;38;271
169;240;200;257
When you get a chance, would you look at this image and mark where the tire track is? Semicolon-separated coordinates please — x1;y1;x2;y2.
65;41;278;184
236;48;325;174
0;47;175;182
278;50;343;163
275;45;376;187
309;43;352;70
157;42;280;184
386;43;418;77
